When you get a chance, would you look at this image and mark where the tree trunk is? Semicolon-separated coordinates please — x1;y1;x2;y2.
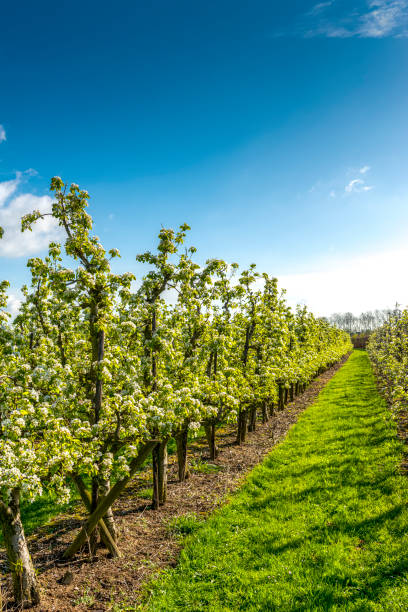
0;489;40;608
262;402;268;424
290;384;294;402
175;426;190;482
278;384;285;410
64;441;156;559
248;406;257;432
99;477;117;542
71;474;120;557
89;302;105;556
269;403;275;419
236;409;248;445
204;423;218;460
152;439;168;508
284;387;289;405
89;476;100;555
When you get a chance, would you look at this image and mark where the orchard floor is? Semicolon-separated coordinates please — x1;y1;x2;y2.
0;357;347;611
143;351;408;611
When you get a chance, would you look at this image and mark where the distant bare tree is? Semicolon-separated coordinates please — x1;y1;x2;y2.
328;307;401;333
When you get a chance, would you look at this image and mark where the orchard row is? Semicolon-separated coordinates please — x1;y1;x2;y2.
0;178;351;606
368;311;408;410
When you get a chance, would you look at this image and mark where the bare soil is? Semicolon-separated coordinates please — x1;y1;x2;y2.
0;356;349;611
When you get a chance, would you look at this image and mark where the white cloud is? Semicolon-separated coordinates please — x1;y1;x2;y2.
345;178;373;193
24;168;38;177
0;175;19;206
279;245;408;316
308;166;374;199
7;292;22;318
359;0;408;37
302;0;408;38
0;125;6;143
0;174;63;257
307;1;335;16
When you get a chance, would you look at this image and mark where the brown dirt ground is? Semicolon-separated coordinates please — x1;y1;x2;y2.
0;355;350;611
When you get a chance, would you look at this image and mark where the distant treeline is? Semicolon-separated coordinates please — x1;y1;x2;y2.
327;306;402;334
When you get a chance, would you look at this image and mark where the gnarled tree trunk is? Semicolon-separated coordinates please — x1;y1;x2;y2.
0;489;40;608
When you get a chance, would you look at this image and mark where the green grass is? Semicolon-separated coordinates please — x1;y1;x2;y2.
143;350;408;611
20;492;76;536
167;513;203;538
138;486;154;500
0;490;77;546
189;458;222;474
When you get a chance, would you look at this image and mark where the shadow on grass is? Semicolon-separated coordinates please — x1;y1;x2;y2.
144;351;408;611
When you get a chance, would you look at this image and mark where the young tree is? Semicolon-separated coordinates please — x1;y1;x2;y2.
0;277;78;606
127;225;192;505
166;256;227;480
200;261;241;459
234;265;261;444
22;178;154;557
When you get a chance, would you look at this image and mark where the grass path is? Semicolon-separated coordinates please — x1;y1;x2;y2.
143;351;408;611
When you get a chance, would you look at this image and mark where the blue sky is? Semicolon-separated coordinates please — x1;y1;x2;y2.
1;0;408;315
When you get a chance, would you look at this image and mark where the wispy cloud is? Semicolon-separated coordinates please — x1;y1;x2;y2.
359;0;408;37
0;125;6;143
0;173;63;257
345;178;374;193
301;0;408;38
307;1;335;16
308;165;373;198
24;168;38;177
